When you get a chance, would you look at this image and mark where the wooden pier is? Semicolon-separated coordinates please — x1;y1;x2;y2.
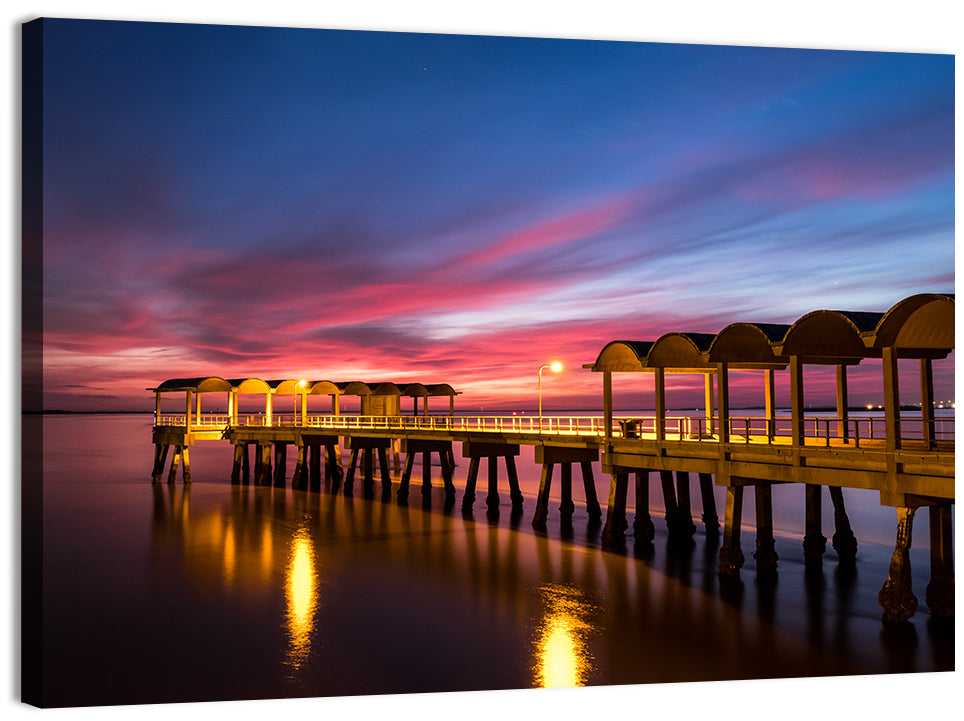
149;293;954;623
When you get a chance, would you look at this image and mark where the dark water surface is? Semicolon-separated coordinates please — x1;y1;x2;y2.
30;415;954;709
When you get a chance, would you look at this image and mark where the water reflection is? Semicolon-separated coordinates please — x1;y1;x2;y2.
285;524;318;670
533;583;595;687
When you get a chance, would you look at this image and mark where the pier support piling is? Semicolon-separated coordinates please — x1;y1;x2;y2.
925;504;954;617
460;441;522;516
718;485;745;576
167;446;181;484
292;444;308;490
632;471;655;544
343;437;393;498
397;439;456;505
698;473;720;533
308;445;320;489
674;471;697;539
878;506;919;623
531;446;600;528
230;444;244;484
802;484;827;566
828;486;858;563
326;443;344;485
601;471;630;547
151;444;170;483
752;484;778;572
255;443;272;486
273;443;287;487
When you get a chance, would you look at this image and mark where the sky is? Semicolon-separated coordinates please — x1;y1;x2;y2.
31;15;955;412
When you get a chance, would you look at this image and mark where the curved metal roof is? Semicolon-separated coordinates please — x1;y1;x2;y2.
147;377;232;393
307;380;344;396
646;332;716;372
587;340;654;372
227;378;272;393
266;379;311;393
588;293;954;373
864;293;954;356
338;381;373;396
706;323;790;368
150;376;461;396
771;309;882;362
398;382;460;397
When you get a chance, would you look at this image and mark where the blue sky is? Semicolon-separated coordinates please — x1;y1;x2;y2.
35;17;954;410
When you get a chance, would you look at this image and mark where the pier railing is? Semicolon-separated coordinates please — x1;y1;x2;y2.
155;412;953;446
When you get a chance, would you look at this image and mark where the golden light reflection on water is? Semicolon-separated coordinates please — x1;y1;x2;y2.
222;517;236;588
285;525;318;669
533;583;595;688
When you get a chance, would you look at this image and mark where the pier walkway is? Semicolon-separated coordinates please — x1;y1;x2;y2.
148;293;954;623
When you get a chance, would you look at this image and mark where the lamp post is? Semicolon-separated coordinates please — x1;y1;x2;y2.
295;379;307;425
538;361;563;429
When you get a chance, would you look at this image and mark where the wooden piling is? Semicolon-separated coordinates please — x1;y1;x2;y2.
752;484;778;572
292;444;308;491
828;486;858;562
698;472;719;532
273;443;287;487
459;441;522;516
675;471;696;538
718;485;745;575
632;470;655;543
878;506;918;622
925;504;954;617
803;483;827;565
532;446;599;527
601;471;629;547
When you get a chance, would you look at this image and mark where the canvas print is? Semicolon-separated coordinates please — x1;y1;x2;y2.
21;17;954;710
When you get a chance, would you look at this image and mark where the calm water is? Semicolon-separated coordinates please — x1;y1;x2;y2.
28;414;954;708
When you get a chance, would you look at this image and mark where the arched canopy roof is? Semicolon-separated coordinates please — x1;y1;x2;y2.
706;323;790;369
863;293;954;357
267;379;311;394
338;381;373;396
398;382;460;397
587;293;954;373
646;332;717;372
149;377;232;393
371;382;402;395
150;376;459;399
400;382;430;396
770;310;883;364
307;380;344;396
228;378;272;394
586;340;654;372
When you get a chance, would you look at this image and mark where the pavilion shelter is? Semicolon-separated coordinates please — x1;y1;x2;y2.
306;380;346;417
265;379;311;425
855;292;954;452
770;310;884;447
702;322;791;440
148;377;233;430
226;378;273;426
399;382;460;417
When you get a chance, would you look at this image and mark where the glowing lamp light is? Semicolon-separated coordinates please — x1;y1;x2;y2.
538;361;564;427
292;379;308;422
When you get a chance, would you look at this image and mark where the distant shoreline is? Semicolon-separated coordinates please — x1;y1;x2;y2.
23;410;154;415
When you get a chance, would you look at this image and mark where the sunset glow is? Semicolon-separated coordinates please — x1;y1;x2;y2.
34;21;954;412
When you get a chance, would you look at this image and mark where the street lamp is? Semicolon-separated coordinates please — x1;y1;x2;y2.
295;379;307;425
538;361;563;429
